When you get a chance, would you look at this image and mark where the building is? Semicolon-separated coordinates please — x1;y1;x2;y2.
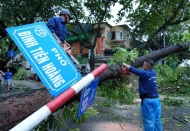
66;22;131;68
93;22;131;59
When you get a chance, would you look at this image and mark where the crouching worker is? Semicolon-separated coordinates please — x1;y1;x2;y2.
47;8;73;56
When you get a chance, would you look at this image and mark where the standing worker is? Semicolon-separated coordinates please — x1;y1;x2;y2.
4;68;12;92
47;8;73;56
123;59;162;131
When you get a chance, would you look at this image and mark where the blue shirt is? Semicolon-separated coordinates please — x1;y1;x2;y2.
4;71;12;80
129;66;158;99
47;16;67;43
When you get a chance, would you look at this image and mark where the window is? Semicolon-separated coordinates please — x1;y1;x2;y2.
107;31;112;40
117;30;123;40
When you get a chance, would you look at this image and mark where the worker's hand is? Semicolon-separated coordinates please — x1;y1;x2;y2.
66;49;72;56
123;63;130;69
64;41;70;46
121;64;134;76
62;42;72;56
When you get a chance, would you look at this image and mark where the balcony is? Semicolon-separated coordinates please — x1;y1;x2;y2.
109;39;125;48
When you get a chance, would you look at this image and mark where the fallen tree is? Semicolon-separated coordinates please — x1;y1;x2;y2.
100;42;190;82
0;42;189;130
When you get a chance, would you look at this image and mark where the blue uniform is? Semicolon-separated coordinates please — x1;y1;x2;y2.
129;66;158;98
47;16;67;43
129;66;162;131
4;71;12;80
4;71;12;86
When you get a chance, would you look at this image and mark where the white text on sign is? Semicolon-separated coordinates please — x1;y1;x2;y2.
18;30;66;88
51;48;67;66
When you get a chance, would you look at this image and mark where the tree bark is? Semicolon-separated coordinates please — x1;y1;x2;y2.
0;89;52;131
0;42;189;130
131;42;190;67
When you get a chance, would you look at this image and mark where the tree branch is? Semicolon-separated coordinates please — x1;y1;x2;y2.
31;0;43;22
69;6;92;49
149;0;187;41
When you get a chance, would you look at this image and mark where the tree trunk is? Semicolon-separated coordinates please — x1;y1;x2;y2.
0;89;52;131
100;42;190;81
0;42;189;130
131;42;190;67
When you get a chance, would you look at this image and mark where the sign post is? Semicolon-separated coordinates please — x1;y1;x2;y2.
6;22;82;98
78;77;99;118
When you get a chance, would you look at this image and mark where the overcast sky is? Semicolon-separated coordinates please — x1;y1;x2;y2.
108;2;139;26
108;3;125;26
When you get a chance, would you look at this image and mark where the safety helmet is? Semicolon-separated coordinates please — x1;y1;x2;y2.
59;9;72;20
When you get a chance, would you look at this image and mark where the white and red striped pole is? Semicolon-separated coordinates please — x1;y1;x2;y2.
10;63;107;131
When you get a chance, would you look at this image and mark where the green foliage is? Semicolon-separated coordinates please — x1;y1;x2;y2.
169;23;190;44
98;47;138;105
157;65;190;96
118;0;190;44
174;66;190;95
101;101;112;107
0;39;10;64
13;68;30;80
0;0;64;26
83;0;113;23
163;54;180;67
162;97;183;106
154;55;190;96
98;77;136;105
12;63;20;70
0;0;115;27
177;66;190;79
61;102;99;124
107;47;138;66
34;101;99;131
154;64;177;86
